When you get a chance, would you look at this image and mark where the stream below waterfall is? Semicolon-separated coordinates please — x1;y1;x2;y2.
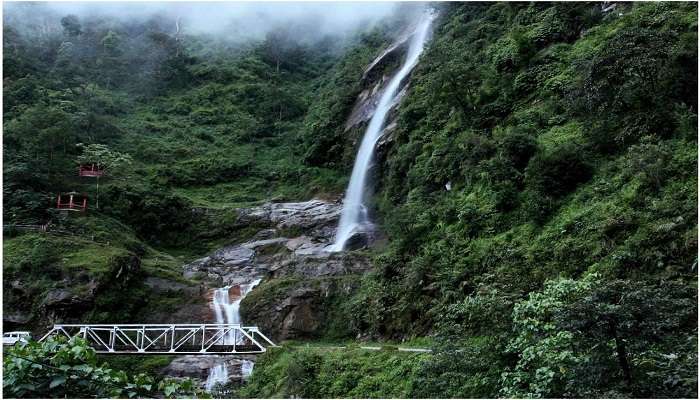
205;280;261;391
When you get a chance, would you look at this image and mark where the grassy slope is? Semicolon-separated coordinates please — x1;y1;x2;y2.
237;345;428;399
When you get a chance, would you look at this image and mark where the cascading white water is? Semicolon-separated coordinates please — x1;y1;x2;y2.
205;364;228;391
205;279;262;392
240;359;254;378
330;11;435;252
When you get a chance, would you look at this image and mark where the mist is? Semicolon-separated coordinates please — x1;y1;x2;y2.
4;2;419;43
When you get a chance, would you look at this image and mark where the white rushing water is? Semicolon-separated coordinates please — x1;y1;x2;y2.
330;11;435;252
205;364;228;391
205;279;262;392
240;359;254;378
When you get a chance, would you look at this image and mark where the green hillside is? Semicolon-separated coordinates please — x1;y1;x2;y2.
3;2;697;399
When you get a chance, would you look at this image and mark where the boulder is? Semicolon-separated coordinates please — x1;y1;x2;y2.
44;289;81;307
163;355;256;386
3;312;31;327
341;222;379;251
41;288;94;325
183;245;258;284
244;284;326;340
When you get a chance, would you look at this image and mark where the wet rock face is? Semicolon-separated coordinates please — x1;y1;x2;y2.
237;199;342;239
268;249;371;279
181;199;374;341
39;288;95;328
244;283;327;340
241;272;364;341
344;29;412;133
184;199;345;285
4;312;31;328
145;277;200;294
280;288;322;337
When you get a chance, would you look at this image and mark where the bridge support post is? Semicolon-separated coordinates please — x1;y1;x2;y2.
139;325;145;353
110;327;116;352
170;325;175;352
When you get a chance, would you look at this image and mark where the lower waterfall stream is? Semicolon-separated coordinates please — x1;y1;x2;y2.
205;279;261;391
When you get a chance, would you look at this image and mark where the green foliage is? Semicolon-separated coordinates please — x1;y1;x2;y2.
156;155;251;187
76;143;132;175
3;336;205;398
412;336;505;398
337;3;697;398
238;346;427;398
501;276;698;398
576;26;685;151
500;276;596;398
3;2;356;230
523;142;592;221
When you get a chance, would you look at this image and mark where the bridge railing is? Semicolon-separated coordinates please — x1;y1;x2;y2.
39;324;277;354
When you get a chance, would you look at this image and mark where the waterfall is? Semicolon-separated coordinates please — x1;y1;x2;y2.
205;364;228;392
241;359;254;378
330;11;435;252
205;279;261;392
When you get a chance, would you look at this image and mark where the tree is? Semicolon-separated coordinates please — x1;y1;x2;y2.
76;143;132;209
60;14;82;37
3;336;205;398
502;277;698;398
500;276;595;398
558;280;698;398
259;28;306;74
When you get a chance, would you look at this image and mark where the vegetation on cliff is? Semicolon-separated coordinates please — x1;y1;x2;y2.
284;2;699;398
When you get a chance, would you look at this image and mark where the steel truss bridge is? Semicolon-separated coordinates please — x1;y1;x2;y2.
39;324;277;354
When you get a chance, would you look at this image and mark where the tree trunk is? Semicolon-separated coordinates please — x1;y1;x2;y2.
96;176;100;209
609;320;633;387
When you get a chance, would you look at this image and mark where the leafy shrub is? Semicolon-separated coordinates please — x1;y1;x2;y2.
622;136;674;191
502;277;698;398
498;131;537;171
578;27;683;150
157;157;252;187
524;143;592;197
100;184;194;245
240;346;425;398
501;276;596;398
3;336;203;398
490;36;521;73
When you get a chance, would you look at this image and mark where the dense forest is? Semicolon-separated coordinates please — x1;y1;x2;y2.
3;2;698;399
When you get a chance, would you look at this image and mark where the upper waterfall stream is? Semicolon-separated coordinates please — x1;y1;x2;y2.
330;11;435;251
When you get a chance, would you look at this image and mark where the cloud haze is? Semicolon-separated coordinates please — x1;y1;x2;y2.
5;2;416;42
